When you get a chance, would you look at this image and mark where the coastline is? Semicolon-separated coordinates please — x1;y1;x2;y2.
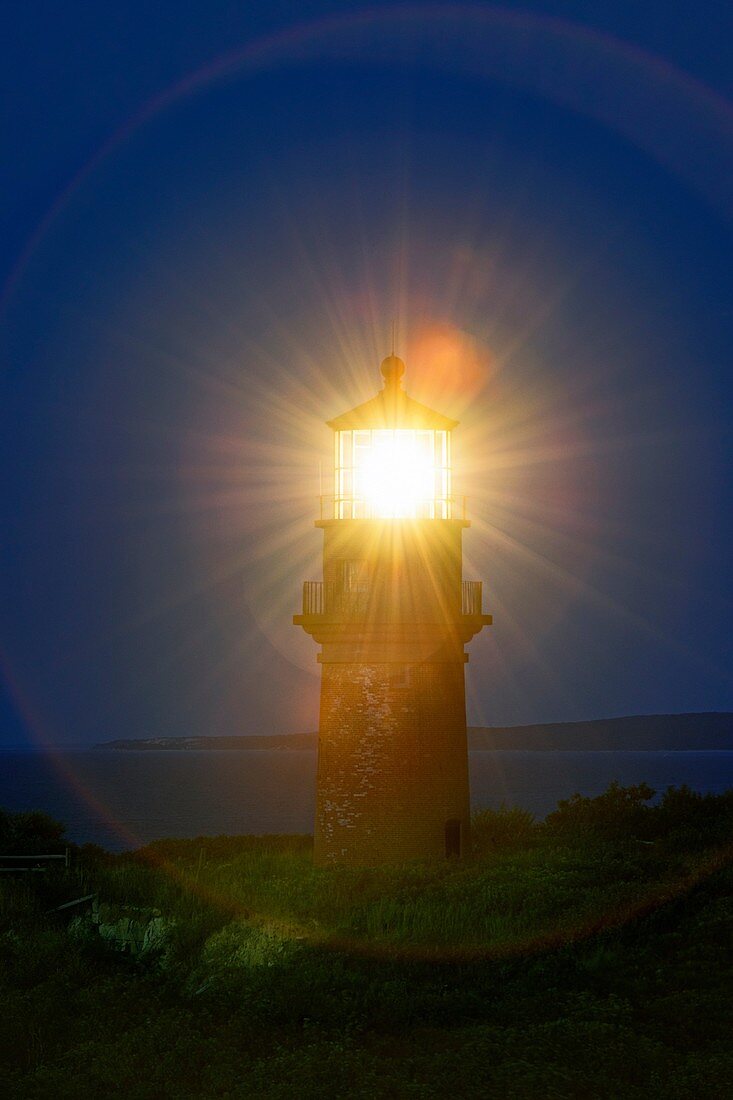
92;712;733;753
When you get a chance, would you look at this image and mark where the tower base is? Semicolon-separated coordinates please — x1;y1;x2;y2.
314;660;471;866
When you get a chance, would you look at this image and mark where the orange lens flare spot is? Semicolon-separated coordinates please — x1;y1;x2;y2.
409;323;494;408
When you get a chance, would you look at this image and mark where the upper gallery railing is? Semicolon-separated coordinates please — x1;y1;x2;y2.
301;579;484;619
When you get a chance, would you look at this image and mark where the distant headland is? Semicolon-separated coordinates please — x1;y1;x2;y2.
96;713;732;752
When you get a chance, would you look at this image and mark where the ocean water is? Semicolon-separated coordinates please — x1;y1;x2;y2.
1;749;733;851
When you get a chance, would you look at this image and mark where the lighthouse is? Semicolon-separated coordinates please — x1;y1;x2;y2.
294;353;491;865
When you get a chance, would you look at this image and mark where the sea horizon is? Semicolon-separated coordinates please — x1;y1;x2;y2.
2;746;733;852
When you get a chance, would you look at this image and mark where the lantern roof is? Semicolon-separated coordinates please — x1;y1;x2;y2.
327;355;458;431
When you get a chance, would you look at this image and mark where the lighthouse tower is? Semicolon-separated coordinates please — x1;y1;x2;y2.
294;354;491;865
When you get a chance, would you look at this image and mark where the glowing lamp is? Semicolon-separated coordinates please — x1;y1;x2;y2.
329;355;455;518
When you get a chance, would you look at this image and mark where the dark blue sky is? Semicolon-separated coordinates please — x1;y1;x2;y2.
1;2;732;747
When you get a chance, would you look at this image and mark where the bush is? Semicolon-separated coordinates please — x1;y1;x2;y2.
0;809;67;853
544;781;656;841
471;805;536;854
656;786;733;848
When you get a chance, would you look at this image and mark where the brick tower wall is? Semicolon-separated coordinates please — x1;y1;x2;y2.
314;658;470;865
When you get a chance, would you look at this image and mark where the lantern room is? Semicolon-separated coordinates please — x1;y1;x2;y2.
327;354;457;520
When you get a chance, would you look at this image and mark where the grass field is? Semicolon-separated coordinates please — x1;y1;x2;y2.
2;784;733;1098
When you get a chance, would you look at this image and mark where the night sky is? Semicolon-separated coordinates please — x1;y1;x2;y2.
1;2;732;749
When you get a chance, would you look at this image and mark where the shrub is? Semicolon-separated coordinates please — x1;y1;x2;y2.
471;805;536;854
544;781;656;841
0;809;67;853
656;785;733;848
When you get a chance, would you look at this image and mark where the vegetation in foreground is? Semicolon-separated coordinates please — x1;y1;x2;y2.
2;783;733;1098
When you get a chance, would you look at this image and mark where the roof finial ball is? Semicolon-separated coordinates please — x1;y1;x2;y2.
380;353;406;388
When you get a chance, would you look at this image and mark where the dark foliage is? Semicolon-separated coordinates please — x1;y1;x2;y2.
1;785;732;1098
0;808;67;853
471;804;536;853
544;781;656;840
544;781;733;848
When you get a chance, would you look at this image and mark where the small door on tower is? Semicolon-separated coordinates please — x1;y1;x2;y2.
445;818;462;858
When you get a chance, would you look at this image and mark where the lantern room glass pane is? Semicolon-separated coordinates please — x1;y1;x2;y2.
339;431;352;468
334;428;452;518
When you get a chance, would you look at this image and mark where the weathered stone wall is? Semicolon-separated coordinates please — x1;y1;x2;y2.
314;659;470;865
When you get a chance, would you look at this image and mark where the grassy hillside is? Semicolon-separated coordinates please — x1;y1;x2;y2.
2;784;733;1098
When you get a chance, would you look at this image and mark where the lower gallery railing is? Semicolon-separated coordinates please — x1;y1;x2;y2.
301;580;484;618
